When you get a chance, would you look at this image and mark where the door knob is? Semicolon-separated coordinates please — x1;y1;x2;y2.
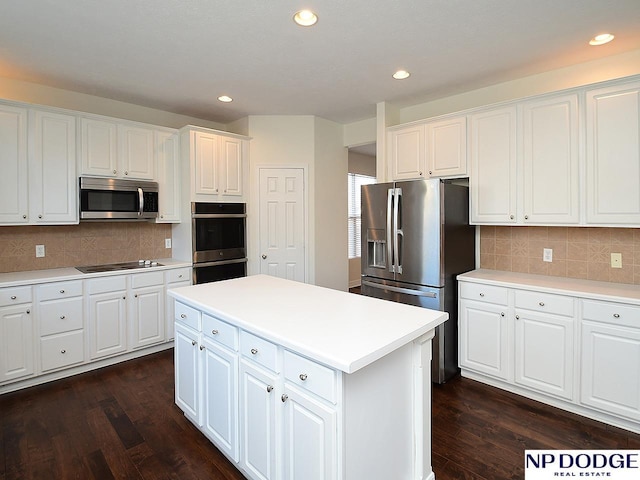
261;254;267;259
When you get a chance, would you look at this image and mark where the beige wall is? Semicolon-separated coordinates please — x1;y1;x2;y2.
0;223;172;273
0;76;226;130
480;226;640;285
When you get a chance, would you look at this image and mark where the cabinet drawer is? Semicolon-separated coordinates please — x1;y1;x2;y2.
40;330;84;372
582;300;639;328
175;302;201;331
87;276;126;294
130;271;164;289
284;350;337;404
240;330;278;372
515;290;574;317
40;297;83;335
460;282;508;305
203;313;237;350
166;267;191;284
0;286;32;306
38;280;83;301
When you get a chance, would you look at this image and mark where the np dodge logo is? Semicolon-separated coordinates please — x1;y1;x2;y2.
525;450;640;479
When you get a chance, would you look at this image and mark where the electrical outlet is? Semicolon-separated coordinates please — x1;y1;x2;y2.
35;244;45;258
611;252;622;268
165;238;172;249
543;248;553;263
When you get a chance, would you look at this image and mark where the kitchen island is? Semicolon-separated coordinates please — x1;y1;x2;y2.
168;274;447;480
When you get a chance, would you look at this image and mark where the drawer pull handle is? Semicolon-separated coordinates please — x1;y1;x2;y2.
613;313;620;318
500;312;505;317
178;274;183;278
479;293;485;297
515;315;520;320
191;340;197;346
299;373;307;381
26;309;30;314
251;348;258;355
60;289;65;294
181;314;186;318
539;302;545;306
61;349;66;354
10;295;17;300
60;315;66;320
212;329;219;335
199;345;205;351
281;394;288;403
266;385;273;393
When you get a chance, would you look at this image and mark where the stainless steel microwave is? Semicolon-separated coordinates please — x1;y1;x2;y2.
79;177;159;221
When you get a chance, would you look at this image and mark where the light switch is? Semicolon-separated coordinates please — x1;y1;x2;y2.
36;244;45;258
611;252;622;268
543;248;553;263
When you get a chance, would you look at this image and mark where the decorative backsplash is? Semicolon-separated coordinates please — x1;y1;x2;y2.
0;223;172;273
480;226;640;285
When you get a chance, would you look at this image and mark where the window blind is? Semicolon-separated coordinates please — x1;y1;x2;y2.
348;173;376;258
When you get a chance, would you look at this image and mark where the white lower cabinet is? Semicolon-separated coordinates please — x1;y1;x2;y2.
87;276;128;359
129;271;165;349
0;287;34;383
165;267;191;341
459;272;640;434
581;300;640;422
175;321;200;421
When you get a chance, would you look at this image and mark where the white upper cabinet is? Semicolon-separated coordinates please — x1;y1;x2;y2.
29;109;78;224
80;118;118;177
118;124;155;180
182;126;249;202
388;123;425;180
81;118;156;180
585;80;640;225
155;131;181;223
469;106;517;224
425;115;467;178
0;104;28;224
521;94;580;224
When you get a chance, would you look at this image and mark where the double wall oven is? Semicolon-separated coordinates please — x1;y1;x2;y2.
191;202;247;284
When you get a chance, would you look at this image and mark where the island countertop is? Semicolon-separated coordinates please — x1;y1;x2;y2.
168;274;448;374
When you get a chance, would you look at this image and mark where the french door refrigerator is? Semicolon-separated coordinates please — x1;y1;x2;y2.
360;178;475;383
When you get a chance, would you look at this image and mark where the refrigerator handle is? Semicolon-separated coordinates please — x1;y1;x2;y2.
361;280;437;298
386;188;394;273
394;188;403;274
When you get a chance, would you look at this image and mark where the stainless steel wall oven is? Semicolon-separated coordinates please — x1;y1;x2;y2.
191;202;247;284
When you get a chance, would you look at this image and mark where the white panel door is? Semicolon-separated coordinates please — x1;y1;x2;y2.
221;136;243;196
0;104;28;224
119;125;155;179
388;124;425;180
175;322;200;422
0;305;34;384
259;168;305;282
426;116;467;178
156;131;181;222
29;109;77;224
80;118;118;177
88;291;127;359
586;81;640;224
194;131;219;195
130;285;164;349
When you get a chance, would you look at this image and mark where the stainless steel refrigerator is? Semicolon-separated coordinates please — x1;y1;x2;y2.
360;178;475;383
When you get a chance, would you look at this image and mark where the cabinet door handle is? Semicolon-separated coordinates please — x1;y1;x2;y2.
613;313;620;318
539;302;545;306
299;373;307;381
38;214;43;219
60;289;65;294
250;348;258;355
122;296;126;300
61;349;66;354
10;295;17;300
178;274;183;278
500;312;505;317
134;294;138;298
509;215;514;220
191;340;197;346
60;315;66;320
266;385;273;393
22;214;27;219
211;329;219;335
26;309;30;314
479;293;485;297
181;314;186;318
524;215;529;220
124;171;129;175
281;394;288;403
113;169;117;174
199;345;205;351
515;315;520;320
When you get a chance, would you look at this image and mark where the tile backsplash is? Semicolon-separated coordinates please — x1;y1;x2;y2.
0;223;172;273
480;226;640;285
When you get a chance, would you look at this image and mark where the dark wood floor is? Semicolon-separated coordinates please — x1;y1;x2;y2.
2;350;640;480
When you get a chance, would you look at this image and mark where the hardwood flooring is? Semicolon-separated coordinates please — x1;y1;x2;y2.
2;349;640;480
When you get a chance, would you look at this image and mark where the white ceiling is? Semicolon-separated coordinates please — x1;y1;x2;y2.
1;1;639;125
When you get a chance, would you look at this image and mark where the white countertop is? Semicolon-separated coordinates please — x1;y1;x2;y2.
0;258;192;288
458;269;640;305
168;274;448;374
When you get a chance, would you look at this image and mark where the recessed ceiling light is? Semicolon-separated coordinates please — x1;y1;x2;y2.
393;70;410;80
293;10;318;27
218;95;233;103
589;33;614;46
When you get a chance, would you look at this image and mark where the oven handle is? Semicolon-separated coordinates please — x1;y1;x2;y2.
138;188;144;216
191;213;247;219
192;258;248;268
